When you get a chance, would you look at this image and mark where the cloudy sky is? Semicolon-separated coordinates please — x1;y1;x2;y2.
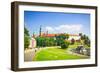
24;11;90;37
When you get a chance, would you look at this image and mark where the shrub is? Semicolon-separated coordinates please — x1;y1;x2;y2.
24;27;30;49
61;40;69;49
24;35;30;49
36;37;56;47
71;38;75;45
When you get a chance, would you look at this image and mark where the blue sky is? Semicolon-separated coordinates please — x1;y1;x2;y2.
24;11;90;37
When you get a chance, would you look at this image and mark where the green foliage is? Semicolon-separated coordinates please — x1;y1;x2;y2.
71;38;75;45
61;40;69;49
84;36;90;47
24;35;30;48
79;33;90;47
24;27;30;49
66;34;69;39
36;37;43;47
79;33;82;36
36;37;56;47
36;34;70;48
55;34;69;46
24;27;29;36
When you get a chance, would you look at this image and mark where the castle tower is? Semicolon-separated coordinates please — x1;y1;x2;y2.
39;25;42;37
46;30;48;35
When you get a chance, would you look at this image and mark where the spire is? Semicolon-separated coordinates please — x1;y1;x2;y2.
46;30;48;35
39;25;42;37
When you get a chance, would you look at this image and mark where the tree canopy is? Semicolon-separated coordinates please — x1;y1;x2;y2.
24;27;30;49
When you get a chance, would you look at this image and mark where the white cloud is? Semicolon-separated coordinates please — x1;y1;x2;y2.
45;24;83;34
45;26;54;32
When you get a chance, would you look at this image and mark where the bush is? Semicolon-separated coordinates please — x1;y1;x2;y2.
71;38;75;45
61;41;69;49
24;35;30;49
36;37;56;47
24;27;30;49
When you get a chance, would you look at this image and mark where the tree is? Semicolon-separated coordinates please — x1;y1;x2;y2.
36;37;44;47
84;36;90;47
24;27;29;36
24;27;30;49
79;33;82;36
61;40;69;49
36;37;56;47
79;33;86;40
71;38;75;44
24;35;30;49
79;33;90;47
66;34;69;40
55;34;69;46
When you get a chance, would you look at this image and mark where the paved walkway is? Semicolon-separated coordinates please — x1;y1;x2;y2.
24;49;36;62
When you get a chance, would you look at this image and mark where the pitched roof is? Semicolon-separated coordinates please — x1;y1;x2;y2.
42;33;56;37
42;34;79;37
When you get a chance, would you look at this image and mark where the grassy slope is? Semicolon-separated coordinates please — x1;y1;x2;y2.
34;46;87;61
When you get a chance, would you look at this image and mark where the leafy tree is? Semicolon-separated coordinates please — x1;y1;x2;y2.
55;34;69;46
71;38;75;44
36;37;56;47
66;34;69;40
79;33;90;47
84;36;90;47
24;27;29;36
47;37;56;46
61;40;69;49
24;35;30;49
24;27;30;49
36;37;44;47
36;33;70;47
79;33;86;40
79;33;82;37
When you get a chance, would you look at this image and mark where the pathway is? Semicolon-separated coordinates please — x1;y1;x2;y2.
24;49;36;62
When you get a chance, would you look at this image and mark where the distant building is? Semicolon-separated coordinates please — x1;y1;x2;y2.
67;34;81;41
41;33;56;37
39;25;81;41
39;25;42;37
28;25;81;48
29;35;36;49
41;33;81;41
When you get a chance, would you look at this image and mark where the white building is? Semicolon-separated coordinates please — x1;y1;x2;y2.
68;34;81;41
29;37;36;49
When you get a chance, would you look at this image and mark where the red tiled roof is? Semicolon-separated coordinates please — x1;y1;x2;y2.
45;34;56;37
41;33;79;37
42;34;56;37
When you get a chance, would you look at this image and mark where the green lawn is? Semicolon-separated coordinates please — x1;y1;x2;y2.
34;46;88;61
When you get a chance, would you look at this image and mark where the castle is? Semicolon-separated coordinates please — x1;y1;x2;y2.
29;25;81;48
